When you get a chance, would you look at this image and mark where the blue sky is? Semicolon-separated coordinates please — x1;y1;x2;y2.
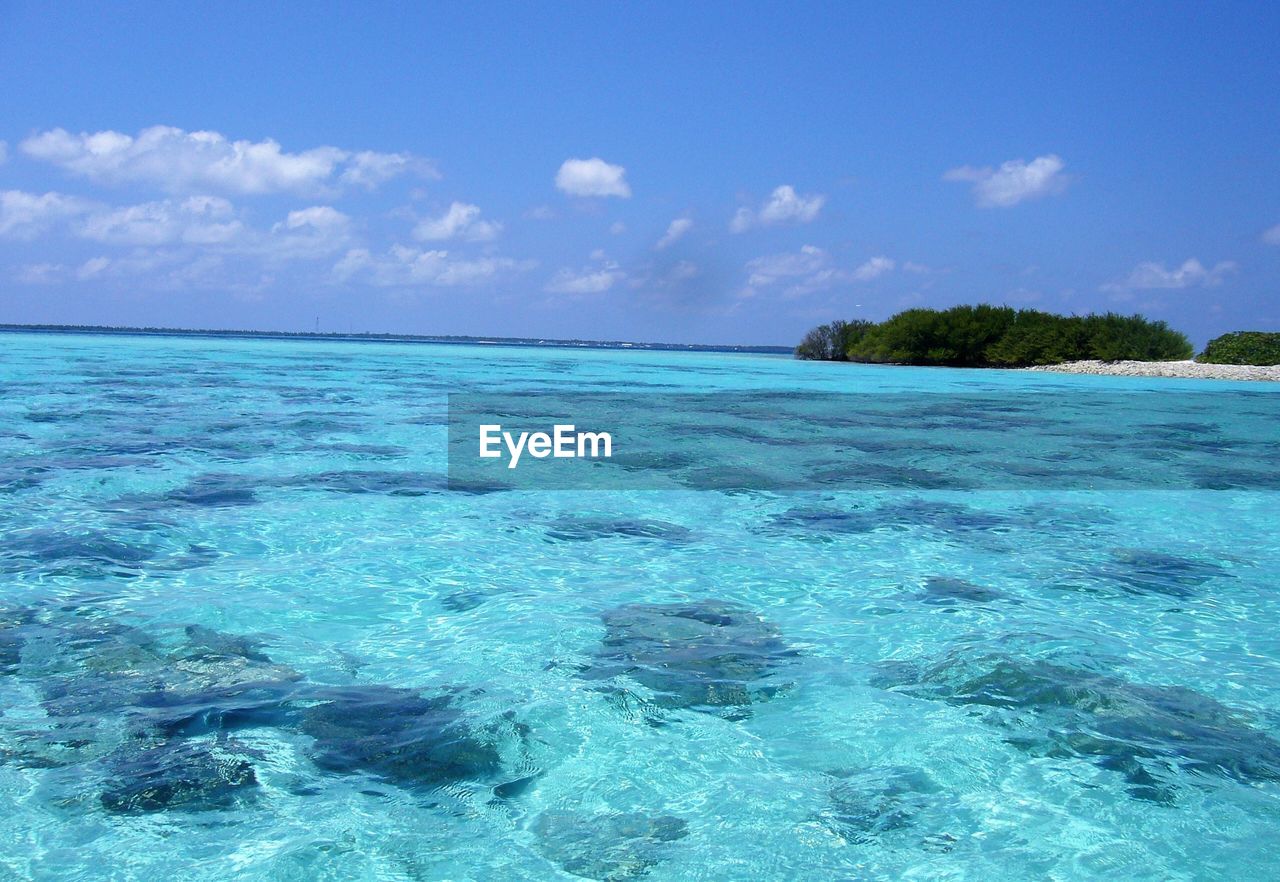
1;1;1277;346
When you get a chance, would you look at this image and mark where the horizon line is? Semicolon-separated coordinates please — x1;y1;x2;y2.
0;323;795;355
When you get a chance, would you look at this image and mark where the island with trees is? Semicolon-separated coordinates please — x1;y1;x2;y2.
795;305;1193;366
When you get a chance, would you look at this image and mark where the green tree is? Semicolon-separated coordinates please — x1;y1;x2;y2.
1199;331;1280;365
797;306;1193;368
795;319;874;360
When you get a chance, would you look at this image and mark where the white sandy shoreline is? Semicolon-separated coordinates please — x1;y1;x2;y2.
1024;359;1280;382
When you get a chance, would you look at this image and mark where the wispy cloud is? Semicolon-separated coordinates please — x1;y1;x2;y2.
742;245;895;298
21;125;433;195
1102;257;1237;293
730;185;825;232
852;255;895;281
1263;224;1280;246
555;157;631;198
339;151;430;190
544;258;625;294
655;217;693;249
0;190;94;239
335;245;533;287
263;206;354;259
944;154;1068;207
413;201;502;242
77;196;244;246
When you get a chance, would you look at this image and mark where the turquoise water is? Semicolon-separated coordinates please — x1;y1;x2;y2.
1;331;1279;881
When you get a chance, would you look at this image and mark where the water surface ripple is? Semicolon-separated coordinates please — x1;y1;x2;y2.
1;332;1278;881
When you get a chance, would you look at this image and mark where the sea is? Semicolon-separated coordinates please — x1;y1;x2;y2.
1;330;1278;881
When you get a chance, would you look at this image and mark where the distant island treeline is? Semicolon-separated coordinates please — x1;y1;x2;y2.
796;305;1200;366
0;323;792;355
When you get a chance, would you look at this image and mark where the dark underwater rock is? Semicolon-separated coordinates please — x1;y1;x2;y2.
806;461;968;490
761;499;1011;542
876;499;1011;535
166;474;260;507
25;618;163;679
183;624;272;663
25;619;302;739
294;470;445;496
1093;549;1230;599
0;465;48;495
760;507;879;540
545;517;692;543
823;766;942;843
917;577;1005;606
308;442;408;459
533;810;689;881
130;627;304;737
441;591;488;612
134;680;305;739
1;530;155;577
99;740;259;813
0;605;36;675
589;600;796;717
676;466;772;492
875;651;1280;799
4;610;539;798
300;685;530;791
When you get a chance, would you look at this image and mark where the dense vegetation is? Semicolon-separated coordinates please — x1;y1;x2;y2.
1199;331;1280;366
795;305;1194;366
793;320;873;361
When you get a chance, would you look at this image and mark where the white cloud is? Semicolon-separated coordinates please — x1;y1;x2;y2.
413;201;502;242
743;246;896;297
545;262;624;294
0;190;93;238
21;125;430;195
730;185;825;232
73;198;351;261
339;150;434;189
1263;224;1280;246
609;221;627;235
555;157;631;198
525;205;556;221
77;195;243;245
1102;257;1237;293
59;249;205;287
263;206;354;259
69;198;349;260
334;245;532;287
944;154;1068;208
655;217;693;249
77;256;112;280
278;205;350;232
902;261;931;274
746;245;828;288
16;262;65;284
852;255;895;281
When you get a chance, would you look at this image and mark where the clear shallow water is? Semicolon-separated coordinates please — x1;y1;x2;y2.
1;331;1278;881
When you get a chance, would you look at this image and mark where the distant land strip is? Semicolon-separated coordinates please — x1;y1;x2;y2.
0;323;792;355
